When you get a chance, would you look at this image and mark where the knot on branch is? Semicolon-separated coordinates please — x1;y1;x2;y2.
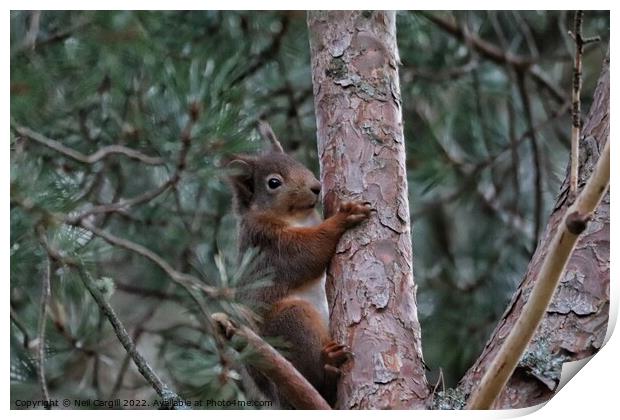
565;211;591;235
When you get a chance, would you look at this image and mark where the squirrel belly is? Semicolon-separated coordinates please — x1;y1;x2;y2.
286;210;329;327
289;273;329;327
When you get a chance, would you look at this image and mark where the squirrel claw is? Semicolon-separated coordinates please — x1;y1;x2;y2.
322;341;353;369
338;200;372;228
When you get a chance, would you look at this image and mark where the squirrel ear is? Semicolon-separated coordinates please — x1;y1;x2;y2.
257;120;284;153
226;157;255;213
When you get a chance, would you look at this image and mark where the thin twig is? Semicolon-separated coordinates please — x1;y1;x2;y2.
507;99;521;213
109;347;135;400
516;73;543;252
467;139;610;409
402;57;478;82
488;11;522;217
12;124;164;166
92;314;104;398
115;282;183;302
212;313;331;410
36;232;52;405
569;11;584;197
568;11;601;197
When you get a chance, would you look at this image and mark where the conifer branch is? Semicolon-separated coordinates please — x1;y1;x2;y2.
467;139;610;409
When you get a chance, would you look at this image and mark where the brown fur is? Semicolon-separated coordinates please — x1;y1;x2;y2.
227;123;370;407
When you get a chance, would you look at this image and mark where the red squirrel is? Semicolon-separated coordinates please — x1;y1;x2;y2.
226;121;371;407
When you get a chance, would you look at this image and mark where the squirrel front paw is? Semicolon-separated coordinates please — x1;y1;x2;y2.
337;201;372;228
321;341;353;378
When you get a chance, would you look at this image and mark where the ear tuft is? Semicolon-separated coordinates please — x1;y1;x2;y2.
225;156;255;213
258;120;284;153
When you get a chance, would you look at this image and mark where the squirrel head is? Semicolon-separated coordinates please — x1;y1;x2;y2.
226;121;321;218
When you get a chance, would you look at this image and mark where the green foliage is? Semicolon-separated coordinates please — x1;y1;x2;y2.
10;10;609;407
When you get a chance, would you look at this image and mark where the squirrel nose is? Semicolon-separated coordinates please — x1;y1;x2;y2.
310;184;321;196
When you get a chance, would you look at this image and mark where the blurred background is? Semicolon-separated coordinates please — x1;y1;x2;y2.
10;11;610;408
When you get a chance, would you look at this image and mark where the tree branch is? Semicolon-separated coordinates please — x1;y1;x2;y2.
12;124;164;166
211;313;331;410
466;139;609;409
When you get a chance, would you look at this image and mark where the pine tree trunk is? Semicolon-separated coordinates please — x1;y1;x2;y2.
459;56;610;408
308;11;429;409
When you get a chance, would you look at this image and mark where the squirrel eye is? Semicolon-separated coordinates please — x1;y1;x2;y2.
267;178;282;189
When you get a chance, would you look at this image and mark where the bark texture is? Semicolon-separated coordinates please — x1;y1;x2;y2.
308;11;429;409
459;56;610;409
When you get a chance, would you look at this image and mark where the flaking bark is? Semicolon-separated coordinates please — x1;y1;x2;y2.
308;11;429;409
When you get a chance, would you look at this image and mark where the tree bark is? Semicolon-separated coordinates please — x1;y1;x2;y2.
459;55;610;409
308;11;429;409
